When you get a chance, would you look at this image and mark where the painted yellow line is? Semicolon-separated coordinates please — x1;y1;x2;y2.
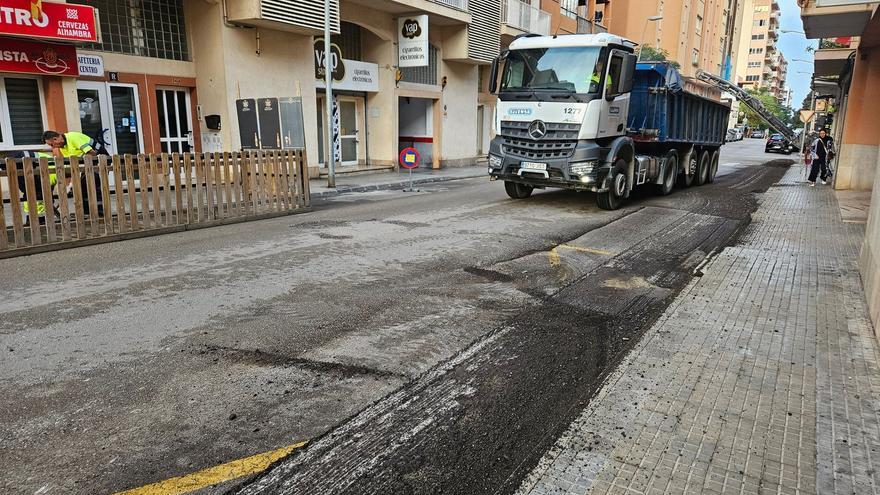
548;247;561;267
114;441;308;495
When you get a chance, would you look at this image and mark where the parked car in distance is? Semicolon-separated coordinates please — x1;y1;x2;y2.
726;128;743;141
765;134;793;154
733;128;744;140
750;129;766;138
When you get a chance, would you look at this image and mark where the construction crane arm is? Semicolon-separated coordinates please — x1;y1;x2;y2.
695;70;796;142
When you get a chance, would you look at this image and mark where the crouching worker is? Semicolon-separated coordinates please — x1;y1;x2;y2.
2;150;58;226
42;130;103;216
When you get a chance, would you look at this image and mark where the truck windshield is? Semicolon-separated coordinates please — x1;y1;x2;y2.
500;47;603;94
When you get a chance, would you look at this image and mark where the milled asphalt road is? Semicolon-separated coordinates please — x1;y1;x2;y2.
0;139;786;494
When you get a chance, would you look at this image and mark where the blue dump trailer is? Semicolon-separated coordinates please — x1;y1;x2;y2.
628;62;730;148
488;33;732;209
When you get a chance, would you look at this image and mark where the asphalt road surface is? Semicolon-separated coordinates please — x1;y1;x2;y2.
0;138;789;495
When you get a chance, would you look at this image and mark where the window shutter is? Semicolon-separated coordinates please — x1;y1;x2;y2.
6;78;43;145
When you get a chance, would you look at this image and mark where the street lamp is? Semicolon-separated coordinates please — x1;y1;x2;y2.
638;15;663;61
323;0;336;188
779;29;806;35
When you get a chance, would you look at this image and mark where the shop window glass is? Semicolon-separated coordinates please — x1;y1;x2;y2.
71;0;189;61
5;78;44;145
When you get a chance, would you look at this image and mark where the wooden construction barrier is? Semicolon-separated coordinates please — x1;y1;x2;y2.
0;150;310;257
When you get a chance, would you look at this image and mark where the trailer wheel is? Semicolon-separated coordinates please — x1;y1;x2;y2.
657;150;677;196
707;149;720;184
695;150;710;186
678;152;696;188
597;160;627;210
504;181;533;199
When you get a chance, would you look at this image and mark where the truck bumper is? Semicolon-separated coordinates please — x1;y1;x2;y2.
487;138;610;192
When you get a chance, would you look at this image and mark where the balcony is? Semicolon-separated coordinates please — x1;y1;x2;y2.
430;0;468;10
576;15;607;34
501;0;551;38
343;0;470;25
800;0;874;38
814;37;858;77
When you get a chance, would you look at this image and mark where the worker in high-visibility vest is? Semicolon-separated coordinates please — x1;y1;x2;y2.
6;150;57;226
42;130;103;217
590;64;613;94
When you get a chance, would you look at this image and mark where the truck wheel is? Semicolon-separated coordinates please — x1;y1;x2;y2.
657;150;677;196
504;181;533;199
678;152;696;188
695;150;710;186
707;150;720;183
597;160;627;210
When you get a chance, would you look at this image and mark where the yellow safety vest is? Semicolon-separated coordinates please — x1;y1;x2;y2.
58;132;94;157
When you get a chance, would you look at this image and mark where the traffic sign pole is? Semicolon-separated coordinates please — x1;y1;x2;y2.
399;147;421;192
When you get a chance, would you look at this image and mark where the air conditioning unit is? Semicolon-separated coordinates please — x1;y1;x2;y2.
226;0;340;35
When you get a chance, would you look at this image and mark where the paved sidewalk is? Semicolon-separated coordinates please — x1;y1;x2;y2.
517;167;880;495
309;165;486;199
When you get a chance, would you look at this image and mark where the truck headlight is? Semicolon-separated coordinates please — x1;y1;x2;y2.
488;154;502;170
570;161;597;176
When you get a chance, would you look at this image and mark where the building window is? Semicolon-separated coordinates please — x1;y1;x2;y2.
749;47;764;54
692;49;700;66
754;19;767;26
748;61;761;68
751;34;765;40
695;15;703;35
754;5;770;12
0;76;46;149
70;0;189;61
561;0;578;19
745;75;760;81
400;44;439;86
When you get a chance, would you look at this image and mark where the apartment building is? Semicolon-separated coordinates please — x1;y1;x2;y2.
602;0;733;78
798;0;880;331
731;0;781;91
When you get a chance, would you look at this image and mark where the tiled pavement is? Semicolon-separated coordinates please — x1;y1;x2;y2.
517;167;880;495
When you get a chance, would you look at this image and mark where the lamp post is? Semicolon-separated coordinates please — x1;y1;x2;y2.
779;29;806;35
638;15;663;61
324;0;336;188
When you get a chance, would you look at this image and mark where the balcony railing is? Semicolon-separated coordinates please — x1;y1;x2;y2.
501;0;551;35
429;0;468;11
576;15;606;34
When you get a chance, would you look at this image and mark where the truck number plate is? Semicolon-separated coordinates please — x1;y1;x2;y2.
521;162;547;171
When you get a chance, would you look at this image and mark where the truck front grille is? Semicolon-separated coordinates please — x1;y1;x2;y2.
500;121;580;160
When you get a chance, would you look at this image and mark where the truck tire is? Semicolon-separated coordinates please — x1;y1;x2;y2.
678;152;696;188
504;181;533;199
597;160;627;210
695;150;710;186
657;150;677;196
707;149;720;183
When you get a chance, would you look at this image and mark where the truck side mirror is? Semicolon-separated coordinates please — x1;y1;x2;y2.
488;50;508;95
489;58;499;94
621;54;637;94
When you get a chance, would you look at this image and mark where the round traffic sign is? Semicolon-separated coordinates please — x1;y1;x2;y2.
399;147;421;169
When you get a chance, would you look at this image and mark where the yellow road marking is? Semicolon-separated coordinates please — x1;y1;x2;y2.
556;244;614;256
114;441;308;495
548;247;561;267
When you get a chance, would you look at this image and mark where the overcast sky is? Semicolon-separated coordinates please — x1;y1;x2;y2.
776;0;818;108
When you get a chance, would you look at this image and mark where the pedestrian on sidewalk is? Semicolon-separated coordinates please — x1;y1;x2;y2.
806;129;832;186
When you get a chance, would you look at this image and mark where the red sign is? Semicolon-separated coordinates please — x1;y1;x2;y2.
399;147;421;169
0;0;98;43
0;36;78;76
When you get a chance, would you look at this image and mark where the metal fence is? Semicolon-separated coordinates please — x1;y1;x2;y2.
0;151;310;257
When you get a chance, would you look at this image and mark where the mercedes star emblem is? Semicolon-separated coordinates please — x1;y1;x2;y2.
528;120;547;140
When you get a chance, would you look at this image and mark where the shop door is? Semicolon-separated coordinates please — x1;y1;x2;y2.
156;87;193;153
338;98;359;165
317;95;361;166
76;81;144;155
